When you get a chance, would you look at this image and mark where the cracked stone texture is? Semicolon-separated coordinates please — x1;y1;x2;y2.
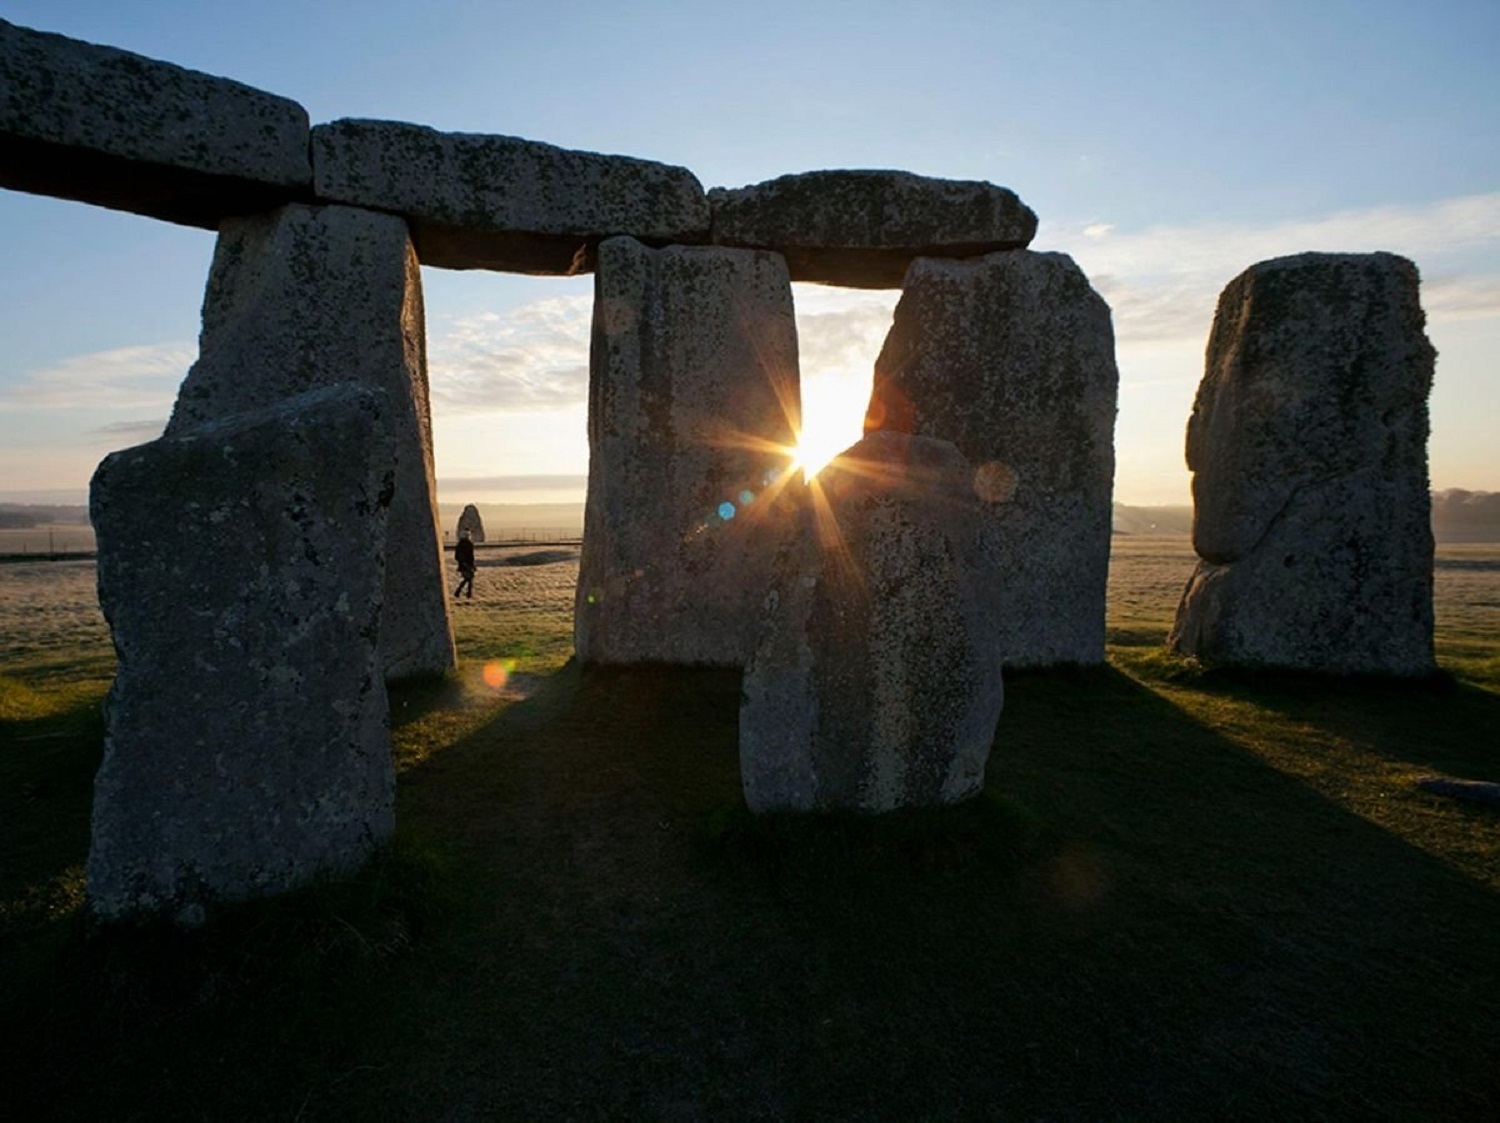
0;18;310;228
868;250;1118;666
708;170;1037;288
576;237;801;666
312;118;710;273
168;203;453;680
1169;252;1437;674
87;385;397;923
740;432;1004;814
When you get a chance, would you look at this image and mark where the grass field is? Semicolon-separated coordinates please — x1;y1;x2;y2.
1;538;1497;1120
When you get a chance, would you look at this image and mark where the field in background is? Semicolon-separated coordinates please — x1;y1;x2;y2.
2;538;1497;1119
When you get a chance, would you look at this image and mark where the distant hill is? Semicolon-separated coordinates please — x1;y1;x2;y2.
1431;490;1500;543
1112;504;1193;537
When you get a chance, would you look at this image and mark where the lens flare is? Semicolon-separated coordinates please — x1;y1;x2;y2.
483;658;518;690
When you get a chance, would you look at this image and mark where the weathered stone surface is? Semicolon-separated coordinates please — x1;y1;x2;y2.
708;170;1037;288
868;250;1118;666
1168;252;1437;675
312;118;709;273
740;432;1004;813
456;504;485;543
167;203;453;680
0;18;310;228
87;385;396;922
575;236;801;666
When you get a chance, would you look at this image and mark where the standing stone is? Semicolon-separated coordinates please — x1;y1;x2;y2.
168;203;453;681
87;386;396;922
576;236;801;666
740;432;1004;813
0;18;310;228
1168;252;1437;675
867;250;1119;666
456;503;486;544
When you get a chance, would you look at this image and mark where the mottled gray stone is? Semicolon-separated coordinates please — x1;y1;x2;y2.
740;432;1004;813
0;18;309;228
168;203;453;681
456;504;485;543
1168;252;1437;675
312;118;709;273
868;250;1118;666
709;170;1037;288
575;236;801;666
87;385;396;922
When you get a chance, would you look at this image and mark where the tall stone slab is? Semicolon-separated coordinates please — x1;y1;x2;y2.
167;203;453;680
0;18;310;227
312;118;709;273
709;170;1037;288
867;250;1119;666
576;236;801;666
1168;252;1437;675
740;432;1004;813
87;386;396;922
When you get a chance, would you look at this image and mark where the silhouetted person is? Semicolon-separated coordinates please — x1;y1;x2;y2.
454;530;476;599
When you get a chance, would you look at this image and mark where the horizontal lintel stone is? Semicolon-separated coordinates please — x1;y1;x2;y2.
708;170;1038;288
311;118;710;273
0;19;312;228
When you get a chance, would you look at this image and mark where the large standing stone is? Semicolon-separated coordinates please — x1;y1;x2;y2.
87;386;396;922
740;432;1004;813
167;203;453;681
312;118;709;273
708;170;1037;288
575;236;801;666
867;250;1119;666
456;503;486;544
1168;252;1437;675
0;18;310;227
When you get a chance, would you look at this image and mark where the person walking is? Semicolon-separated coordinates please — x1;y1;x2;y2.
454;529;476;600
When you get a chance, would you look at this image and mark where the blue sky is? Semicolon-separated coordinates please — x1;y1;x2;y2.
2;0;1496;505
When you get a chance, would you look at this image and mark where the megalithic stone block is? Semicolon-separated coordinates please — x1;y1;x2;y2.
312;118;710;272
1168;252;1437;675
167;203;453;681
868;249;1119;666
0;18;310;227
87;385;396;923
740;432;1005;813
576;236;801;666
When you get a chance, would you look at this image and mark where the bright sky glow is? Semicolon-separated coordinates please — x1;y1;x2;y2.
1;1;1496;507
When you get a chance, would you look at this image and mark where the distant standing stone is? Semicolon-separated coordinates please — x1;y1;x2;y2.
576;236;801;666
1168;252;1437;675
87;386;397;922
709;170;1037;288
168;202;454;681
868;250;1119;666
456;503;485;544
740;432;1004;814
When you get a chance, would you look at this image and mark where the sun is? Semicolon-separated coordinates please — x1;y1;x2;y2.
792;366;874;480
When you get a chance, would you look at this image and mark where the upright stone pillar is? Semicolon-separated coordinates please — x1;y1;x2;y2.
868;250;1119;666
167;202;453;681
1168;252;1437;674
576;236;801;666
88;386;397;922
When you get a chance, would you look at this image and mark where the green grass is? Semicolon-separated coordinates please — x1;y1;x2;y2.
2;544;1498;1120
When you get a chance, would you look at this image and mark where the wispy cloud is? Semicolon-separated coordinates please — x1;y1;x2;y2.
427;296;592;412
4;342;193;410
438;474;588;492
91;418;168;440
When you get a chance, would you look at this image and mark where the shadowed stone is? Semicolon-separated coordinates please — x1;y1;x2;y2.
576;236;801;666
1168;252;1437;675
456;503;485;543
740;432;1004;813
709;170;1037;288
868;250;1118;666
167;203;454;681
87;385;396;923
0;18;310;228
312;118;709;273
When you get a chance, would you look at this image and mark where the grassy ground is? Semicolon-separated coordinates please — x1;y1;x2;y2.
1;540;1497;1120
